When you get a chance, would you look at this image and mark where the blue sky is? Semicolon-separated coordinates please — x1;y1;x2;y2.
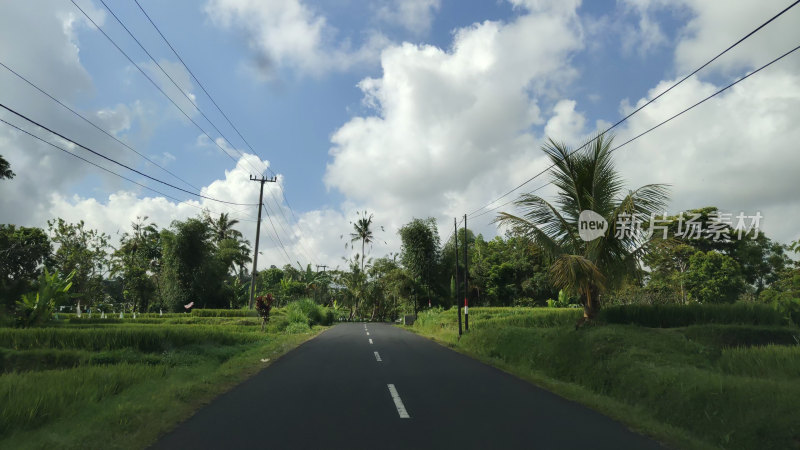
1;0;799;269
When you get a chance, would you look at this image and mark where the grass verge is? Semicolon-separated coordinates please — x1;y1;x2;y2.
410;307;800;450
0;320;324;449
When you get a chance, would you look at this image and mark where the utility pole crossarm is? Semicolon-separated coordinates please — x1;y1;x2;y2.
248;175;277;309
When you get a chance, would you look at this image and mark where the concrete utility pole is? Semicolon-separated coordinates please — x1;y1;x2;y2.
464;214;469;332
249;175;277;309
455;218;462;337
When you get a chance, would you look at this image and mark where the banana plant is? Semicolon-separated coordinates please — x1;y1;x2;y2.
16;269;75;327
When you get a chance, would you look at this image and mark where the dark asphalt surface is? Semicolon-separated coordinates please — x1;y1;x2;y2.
152;323;664;450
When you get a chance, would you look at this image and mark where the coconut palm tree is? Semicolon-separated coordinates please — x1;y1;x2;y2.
0;154;14;180
349;211;375;273
205;212;242;243
495;134;669;327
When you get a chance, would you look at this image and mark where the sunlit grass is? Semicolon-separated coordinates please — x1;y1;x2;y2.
411;306;800;450
0;308;323;449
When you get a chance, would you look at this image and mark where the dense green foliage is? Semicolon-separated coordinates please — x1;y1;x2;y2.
14;270;74;328
0;224;51;309
413;307;800;450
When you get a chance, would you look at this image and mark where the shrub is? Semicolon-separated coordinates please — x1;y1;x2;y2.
513;297;538;307
286;308;308;325
255;294;275;331
283;299;334;326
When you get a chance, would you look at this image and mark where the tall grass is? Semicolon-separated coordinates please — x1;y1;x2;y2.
412;307;800;450
0;363;169;436
190;309;258;317
717;345;800;379
0;313;324;448
599;303;788;327
0;326;262;351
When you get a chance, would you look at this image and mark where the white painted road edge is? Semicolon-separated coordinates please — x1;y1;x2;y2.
374;351;382;362
369;339;373;344
387;384;410;419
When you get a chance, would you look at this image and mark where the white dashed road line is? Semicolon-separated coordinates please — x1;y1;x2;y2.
369;339;373;344
387;384;410;419
374;351;382;362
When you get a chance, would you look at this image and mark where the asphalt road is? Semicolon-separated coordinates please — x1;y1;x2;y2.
152;323;664;450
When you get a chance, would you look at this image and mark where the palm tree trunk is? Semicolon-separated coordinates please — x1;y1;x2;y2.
576;285;601;329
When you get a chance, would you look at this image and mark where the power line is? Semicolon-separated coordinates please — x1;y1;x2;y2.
471;41;800;222
128;0;319;258
262;202;296;267
0;59;200;192
275;184;320;258
443;216;465;249
0;116;257;222
131;0;269;175
468;0;800;218
68;0;251;174
95;0;265;177
73;0;318;267
265;188;317;265
0;102;258;206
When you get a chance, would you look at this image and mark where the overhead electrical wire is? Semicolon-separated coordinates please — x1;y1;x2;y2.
467;0;800;219
262;203;296;267
470;41;800;222
265;190;317;265
69;0;316;267
131;0;269;175
0;116;258;222
0;57;260;222
260;199;305;265
0;59;200;192
0;102;258;206
128;0;322;261
94;0;265;177
68;0;255;174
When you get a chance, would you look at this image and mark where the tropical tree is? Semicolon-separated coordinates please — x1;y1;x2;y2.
0;154;14;179
684;250;746;303
348;211;375;273
113;217;161;312
0;225;51;310
398;217;441;312
216;237;252;276
496;135;670;326
338;257;368;319
204;212;243;243
47;219;111;309
159;218;228;310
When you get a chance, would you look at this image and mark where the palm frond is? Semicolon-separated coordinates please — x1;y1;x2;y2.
549;254;606;294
